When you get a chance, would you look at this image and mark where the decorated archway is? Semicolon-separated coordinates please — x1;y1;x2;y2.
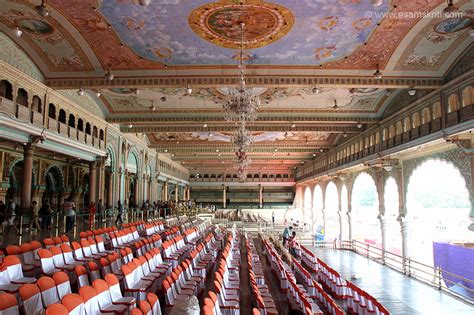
406;159;472;267
384;176;401;255
313;185;324;239
351;172;380;246
324;182;339;240
303;186;312;227
341;184;349;240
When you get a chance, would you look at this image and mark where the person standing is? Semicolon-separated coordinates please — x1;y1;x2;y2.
29;201;41;232
97;199;104;225
282;225;292;247
115;200;124;225
6;198;18;234
272;211;275;227
289;231;297;258
64;197;76;232
88;201;96;230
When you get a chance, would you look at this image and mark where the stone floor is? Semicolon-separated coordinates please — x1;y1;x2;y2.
310;248;474;315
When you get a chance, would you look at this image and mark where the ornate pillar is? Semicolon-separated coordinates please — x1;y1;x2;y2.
223;185;227;208
335;197;341;241
259;184;263;208
164;181;168;201
133;177;139;207
295;185;304;209
21;144;34;214
175;185;178;202
399;217;411;271
347;185;353;241
89;161;97;204
106;172;113;208
379;215;387;262
98;159;105;202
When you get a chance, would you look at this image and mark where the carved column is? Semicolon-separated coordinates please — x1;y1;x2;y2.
379;215;387;262
374;169;386;251
259;184;263;208
175;185;178;203
399;217;411;270
21;144;34;214
89;161;97;204
163;181;168;201
133;177;139;207
106;172;113;208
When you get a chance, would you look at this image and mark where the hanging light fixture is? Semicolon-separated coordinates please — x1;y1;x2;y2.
36;0;49;18
372;0;383;6
13;27;22;37
223;23;260;122
105;68;114;81
443;0;459;15
373;64;383;80
139;0;151;6
232;123;254;149
95;91;101;97
186;85;193;95
77;88;85;96
332;99;339;110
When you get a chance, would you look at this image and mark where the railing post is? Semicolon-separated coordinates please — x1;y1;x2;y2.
407;257;411;277
437;267;443;290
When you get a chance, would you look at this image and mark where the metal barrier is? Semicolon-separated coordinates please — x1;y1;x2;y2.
316;239;474;304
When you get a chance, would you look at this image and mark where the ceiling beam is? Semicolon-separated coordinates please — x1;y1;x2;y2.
46;75;442;89
122;125;364;133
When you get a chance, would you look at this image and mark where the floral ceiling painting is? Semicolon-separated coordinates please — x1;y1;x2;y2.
98;0;390;65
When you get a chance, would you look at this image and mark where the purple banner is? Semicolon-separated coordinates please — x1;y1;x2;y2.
433;242;474;297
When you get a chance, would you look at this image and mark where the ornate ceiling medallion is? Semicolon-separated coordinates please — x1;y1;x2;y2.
188;0;294;49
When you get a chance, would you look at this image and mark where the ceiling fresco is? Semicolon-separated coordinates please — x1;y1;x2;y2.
1;0;473;175
98;0;388;65
0;1;93;72
152;131;332;143
100;86;388;113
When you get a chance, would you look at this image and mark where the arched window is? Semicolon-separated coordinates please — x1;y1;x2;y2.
68;114;75;128
351;172;380;247
406;159;471;268
32;96;42;113
92;126;98;138
325;182;339;240
462;85;473;107
58;109;66;124
341;184;349;239
99;129;104;140
447;94;459;113
388;125;395;138
0;80;13;100
375;132;380;144
395;121;403;136
432;102;441;119
313;185;324;234
412;112;421;128
48;103;56;119
384;177;401;255
421;107;431;124
77;118;84;131
16;88;28;107
85;122;91;135
382;128;387;141
403;117;411;132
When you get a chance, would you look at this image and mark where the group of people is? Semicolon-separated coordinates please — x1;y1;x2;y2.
283;225;298;258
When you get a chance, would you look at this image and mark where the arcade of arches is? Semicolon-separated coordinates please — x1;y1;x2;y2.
0;0;473;312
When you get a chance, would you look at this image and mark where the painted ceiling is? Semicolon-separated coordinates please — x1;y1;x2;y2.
0;0;473;175
100;86;388;113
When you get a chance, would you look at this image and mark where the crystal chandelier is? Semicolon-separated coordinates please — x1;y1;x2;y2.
223;22;260;122
232;123;254;149
235;149;251;180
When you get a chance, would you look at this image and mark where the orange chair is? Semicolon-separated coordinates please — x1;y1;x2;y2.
91;278;127;314
38;276;60;307
4;255;36;284
46;303;69;315
139;300;152;315
0;292;19;314
62;293;85;315
202;305;213;315
53;271;72;299
19;283;44;314
130;308;144;315
146;292;161;315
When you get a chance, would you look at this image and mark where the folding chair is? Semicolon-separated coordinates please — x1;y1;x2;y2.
53;271;72;299
61;293;85;315
0;292;20;315
38;276;60;307
19;283;44;314
3;255;36;284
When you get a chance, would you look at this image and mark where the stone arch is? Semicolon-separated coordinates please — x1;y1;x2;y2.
421;107;431;124
324;181;339;240
313;184;324;236
0;79;13;100
43;165;65;210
